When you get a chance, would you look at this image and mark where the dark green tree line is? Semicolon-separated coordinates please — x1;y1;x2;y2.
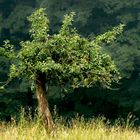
0;0;140;121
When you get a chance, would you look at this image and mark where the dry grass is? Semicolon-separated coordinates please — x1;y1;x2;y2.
0;114;140;140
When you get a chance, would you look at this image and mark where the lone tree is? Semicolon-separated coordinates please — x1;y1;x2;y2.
0;8;124;132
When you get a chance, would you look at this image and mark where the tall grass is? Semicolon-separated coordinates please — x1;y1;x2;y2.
0;111;140;140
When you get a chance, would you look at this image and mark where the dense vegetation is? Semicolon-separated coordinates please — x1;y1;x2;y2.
0;0;140;126
1;8;124;131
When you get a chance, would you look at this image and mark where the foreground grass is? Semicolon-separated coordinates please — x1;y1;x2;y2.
0;115;140;140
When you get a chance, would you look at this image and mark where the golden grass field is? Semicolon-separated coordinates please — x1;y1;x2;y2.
0;113;140;140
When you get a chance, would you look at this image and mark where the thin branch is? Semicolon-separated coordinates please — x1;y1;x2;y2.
0;79;11;89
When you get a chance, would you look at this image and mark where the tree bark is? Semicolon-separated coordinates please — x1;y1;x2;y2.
36;73;54;132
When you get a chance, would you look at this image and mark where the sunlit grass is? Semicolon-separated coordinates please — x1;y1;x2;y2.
0;112;140;140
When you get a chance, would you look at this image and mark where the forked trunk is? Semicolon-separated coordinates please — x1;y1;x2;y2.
36;73;54;132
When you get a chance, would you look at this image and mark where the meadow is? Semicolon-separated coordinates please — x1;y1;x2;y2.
0;112;140;140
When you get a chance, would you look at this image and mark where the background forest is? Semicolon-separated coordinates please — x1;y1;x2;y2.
0;0;140;123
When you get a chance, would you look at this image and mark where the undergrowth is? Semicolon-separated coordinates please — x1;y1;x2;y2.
0;110;140;140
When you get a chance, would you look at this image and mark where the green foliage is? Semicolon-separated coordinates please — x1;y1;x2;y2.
59;12;76;36
0;0;139;78
28;8;49;41
93;24;124;45
40;0;140;78
3;8;122;90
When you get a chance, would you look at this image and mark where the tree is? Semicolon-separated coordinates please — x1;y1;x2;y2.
0;8;123;131
38;0;140;78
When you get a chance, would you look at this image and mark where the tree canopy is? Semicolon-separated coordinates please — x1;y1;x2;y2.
1;8;123;90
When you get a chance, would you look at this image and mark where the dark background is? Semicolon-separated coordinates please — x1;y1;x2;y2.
0;0;140;123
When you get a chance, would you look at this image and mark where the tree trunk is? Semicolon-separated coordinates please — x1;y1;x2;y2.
36;73;54;132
